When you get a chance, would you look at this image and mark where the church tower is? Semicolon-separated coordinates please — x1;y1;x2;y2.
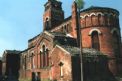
43;0;64;31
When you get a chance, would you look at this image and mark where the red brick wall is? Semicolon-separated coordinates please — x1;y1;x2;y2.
71;2;78;38
50;46;72;81
43;10;51;30
80;9;120;75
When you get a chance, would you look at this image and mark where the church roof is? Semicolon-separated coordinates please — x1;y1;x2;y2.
63;16;71;23
54;37;77;47
60;45;106;57
4;50;21;54
28;34;40;42
80;6;119;15
49;32;66;37
49;32;77;47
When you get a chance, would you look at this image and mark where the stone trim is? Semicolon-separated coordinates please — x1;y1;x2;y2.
89;28;102;36
111;28;120;35
80;12;118;19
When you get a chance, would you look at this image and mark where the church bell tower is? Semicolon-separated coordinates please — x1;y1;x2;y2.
43;0;64;31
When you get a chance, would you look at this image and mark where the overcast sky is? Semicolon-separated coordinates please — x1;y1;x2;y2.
0;0;121;56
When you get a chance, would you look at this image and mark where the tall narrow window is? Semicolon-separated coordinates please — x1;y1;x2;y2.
40;45;49;68
31;53;34;69
42;45;46;67
40;51;42;68
91;31;100;50
25;56;27;70
113;31;120;57
59;62;64;78
46;49;49;67
98;14;103;26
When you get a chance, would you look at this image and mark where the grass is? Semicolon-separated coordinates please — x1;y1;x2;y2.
19;78;50;81
19;78;31;81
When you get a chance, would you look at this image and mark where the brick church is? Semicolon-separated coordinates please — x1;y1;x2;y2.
18;0;122;81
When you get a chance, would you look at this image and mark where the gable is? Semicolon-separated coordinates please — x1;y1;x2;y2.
35;31;54;48
50;45;70;58
49;45;72;81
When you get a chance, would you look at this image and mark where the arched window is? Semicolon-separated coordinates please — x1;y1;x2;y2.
113;31;120;57
91;31;100;50
40;45;50;68
109;15;114;26
59;62;64;78
91;14;98;26
98;14;104;26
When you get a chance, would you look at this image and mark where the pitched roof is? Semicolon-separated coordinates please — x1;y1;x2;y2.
60;45;106;57
5;50;21;54
28;33;40;42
